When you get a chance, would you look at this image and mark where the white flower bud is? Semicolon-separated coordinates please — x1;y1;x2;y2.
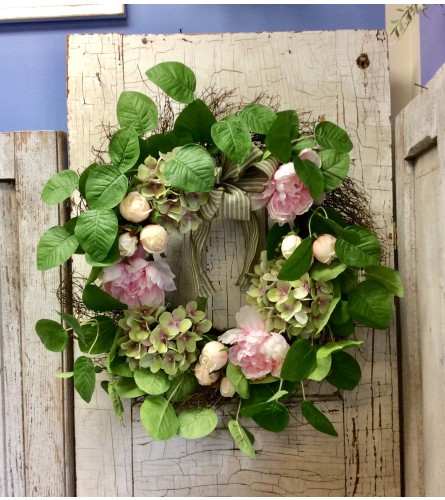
298;148;322;168
313;234;337;264
119;192;152;223
199;341;228;372
140;224;168;254
118;232;138;257
220;377;236;398
281;234;302;259
194;363;220;386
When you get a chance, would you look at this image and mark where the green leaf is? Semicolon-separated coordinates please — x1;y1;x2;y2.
252;402;289;432
316;216;360;244
228;420;256;458
317;340;364;358
266;390;289;402
226;362;250;399
73;356;96;403
292;137;317;155
82;284;128;312
107;381;124;420
335;226;381;267
319;150;350;191
78;163;100;199
55;371;74;379
117;91;158;135
115;377;146;398
281;339;317;382
165;372;199;403
108;355;133;378
163;144;215;192
85;165;128;210
144;132;188;159
330;300;350;325
109;127;140;173
146;61;196;104
364;265;404;298
300;400;338;436
265;110;299;163
174;99;216;144
211;115;252;164
140;396;179;440
277;237;313;281
240;385;275;417
310;260;347;281
35;319;68;352
41;170;78;205
86;266;101;285
78;316;118;354
314;121;353;153
178;408;218;439
75;209;118;262
326;351;361;390
134;368;170;395
238;103;277;135
337;267;359;293
348;280;393;329
293;157;324;200
37;226;79;270
330;318;355;337
57;311;86;345
307;354;332;381
266;223;291;260
315;281;341;335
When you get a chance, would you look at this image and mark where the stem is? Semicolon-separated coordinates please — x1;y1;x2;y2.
308;206;328;236
235;398;242;421
300;381;306;401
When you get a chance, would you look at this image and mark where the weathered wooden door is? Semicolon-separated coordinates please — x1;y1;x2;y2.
67;30;399;496
396;64;445;497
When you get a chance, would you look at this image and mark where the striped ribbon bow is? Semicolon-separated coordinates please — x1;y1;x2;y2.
190;147;279;297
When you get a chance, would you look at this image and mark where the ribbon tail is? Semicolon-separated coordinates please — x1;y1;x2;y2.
189;221;216;298
236;212;261;287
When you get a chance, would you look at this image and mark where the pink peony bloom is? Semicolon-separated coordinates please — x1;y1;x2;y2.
102;246;176;307
250;162;313;224
218;306;289;380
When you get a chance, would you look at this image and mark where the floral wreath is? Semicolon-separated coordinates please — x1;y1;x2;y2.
36;62;403;457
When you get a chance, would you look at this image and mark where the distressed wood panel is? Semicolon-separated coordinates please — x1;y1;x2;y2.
395;64;445;496
0;133;14;180
68;31;398;496
0;131;73;496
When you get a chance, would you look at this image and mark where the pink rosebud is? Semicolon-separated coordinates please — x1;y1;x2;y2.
220;377;236;397
194;363;220;386
118;232;138;257
298;148;322;168
313;234;337;264
281;234;302;259
119;192;152;223
140;224;168;254
199;341;228;372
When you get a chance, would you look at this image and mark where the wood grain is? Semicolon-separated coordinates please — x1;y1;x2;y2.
67;30;399;496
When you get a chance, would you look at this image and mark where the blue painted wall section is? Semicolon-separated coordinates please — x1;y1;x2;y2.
420;4;445;86
0;4;385;132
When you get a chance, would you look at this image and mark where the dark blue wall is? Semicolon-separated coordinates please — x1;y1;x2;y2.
420;4;445;85
0;4;385;133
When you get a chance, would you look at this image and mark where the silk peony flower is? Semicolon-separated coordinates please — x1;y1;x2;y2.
119;192;152;223
218;305;290;380
249;162;313;224
194;363;220;386
199;341;228;372
313;234;337;264
140;224;168;254
281;234;302;259
102;246;176;307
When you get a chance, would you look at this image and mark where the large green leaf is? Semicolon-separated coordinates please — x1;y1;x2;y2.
238;103;277;135
115;377;146;398
78;316;117;354
78;163;100;199
140;396;179;440
82;284;128;312
240;384;275;417
165;372;199;403
211;115;252;164
57;311;86;345
174;99;216;144
348;280;393;329
73;356;96;403
117;91;158;135
281;339;317;382
319;150;350;191
178;408;218;439
300;400;338;436
74;209;118;262
310;260;347;282
163;144;215;192
335;226;381;267
85;165;128;210
35;319;68;352
37;226;79;270
314;121;353;153
252;402;289;432
265;110;299;163
307;354;332;382
109;127;140;173
277;236;313;281
85;236;121;268
134;368;170;395
145;132;187;159
317;340;364;358
266;222;291;260
326;351;361;391
226;362;250;399
293;156;324;200
107;381;124;421
228;420;255;458
146;61;196;104
364;265;404;298
41;170;79;205
315;281;341;335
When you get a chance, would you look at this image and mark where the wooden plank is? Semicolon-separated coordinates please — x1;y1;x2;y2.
13;131;72;496
67;33;134;497
0;177;25;496
0;132;14;179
